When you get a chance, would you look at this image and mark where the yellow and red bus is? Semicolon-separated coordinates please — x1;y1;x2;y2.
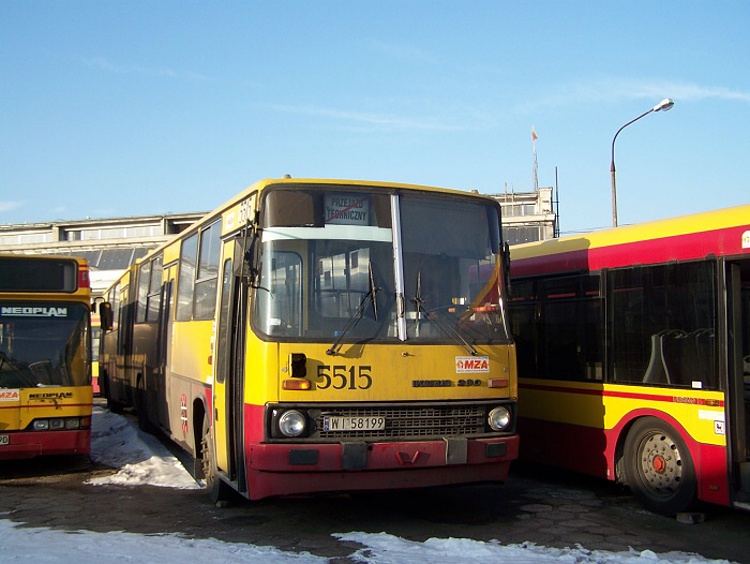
100;178;518;502
0;255;93;459
509;204;750;514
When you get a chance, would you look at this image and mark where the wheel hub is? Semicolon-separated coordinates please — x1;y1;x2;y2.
651;454;667;474
641;432;682;492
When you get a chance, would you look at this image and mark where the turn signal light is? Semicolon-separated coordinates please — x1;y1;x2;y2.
487;378;509;388
282;379;312;390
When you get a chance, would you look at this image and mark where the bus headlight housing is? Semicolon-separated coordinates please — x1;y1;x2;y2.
278;410;307;438
487;406;511;431
30;417;89;431
50;419;65;430
65;418;81;429
33;419;50;430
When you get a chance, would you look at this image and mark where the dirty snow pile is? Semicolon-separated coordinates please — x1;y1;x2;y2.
85;405;200;489
0;407;736;564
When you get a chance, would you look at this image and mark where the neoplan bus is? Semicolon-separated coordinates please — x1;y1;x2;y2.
99;178;519;502
509;204;750;514
0;255;93;459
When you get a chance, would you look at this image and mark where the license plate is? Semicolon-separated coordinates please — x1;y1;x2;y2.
0;435;9;446
323;416;386;432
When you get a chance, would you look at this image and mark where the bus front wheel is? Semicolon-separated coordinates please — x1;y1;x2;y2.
201;426;232;505
623;417;696;515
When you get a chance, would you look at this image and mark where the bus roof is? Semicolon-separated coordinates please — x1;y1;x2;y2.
510;204;750;277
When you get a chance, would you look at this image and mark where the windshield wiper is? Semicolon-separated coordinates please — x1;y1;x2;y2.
412;271;478;356
326;267;380;356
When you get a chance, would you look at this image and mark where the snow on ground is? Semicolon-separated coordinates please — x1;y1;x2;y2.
86;405;200;489
0;407;736;564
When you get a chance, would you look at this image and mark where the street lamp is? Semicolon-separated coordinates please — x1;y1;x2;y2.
609;98;674;227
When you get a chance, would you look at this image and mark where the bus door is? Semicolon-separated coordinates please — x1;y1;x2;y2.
155;273;174;431
213;240;248;493
726;259;750;503
117;291;135;402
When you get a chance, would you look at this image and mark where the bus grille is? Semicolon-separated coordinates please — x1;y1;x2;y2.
313;404;487;440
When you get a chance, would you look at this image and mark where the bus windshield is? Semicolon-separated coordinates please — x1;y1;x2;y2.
255;186;511;345
0;302;91;388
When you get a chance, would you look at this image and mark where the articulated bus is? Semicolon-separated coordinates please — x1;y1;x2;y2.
509;205;750;514
100;178;518;501
0;255;93;459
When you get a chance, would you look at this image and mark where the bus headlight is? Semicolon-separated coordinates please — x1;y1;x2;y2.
65;418;81;430
488;406;511;431
30;417;88;431
33;419;50;430
278;410;307;438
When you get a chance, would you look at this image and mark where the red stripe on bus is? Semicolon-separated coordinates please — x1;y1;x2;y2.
520;382;724;407
513;224;750;277
0;403;93;411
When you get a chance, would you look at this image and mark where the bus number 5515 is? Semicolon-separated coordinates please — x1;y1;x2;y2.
316;365;373;390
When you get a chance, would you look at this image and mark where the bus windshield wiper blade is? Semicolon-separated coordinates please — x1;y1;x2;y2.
326;268;380;356
412;271;477;356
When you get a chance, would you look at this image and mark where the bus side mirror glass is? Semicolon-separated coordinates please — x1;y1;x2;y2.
99;302;113;332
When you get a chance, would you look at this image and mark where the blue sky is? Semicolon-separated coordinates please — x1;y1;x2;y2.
2;1;748;234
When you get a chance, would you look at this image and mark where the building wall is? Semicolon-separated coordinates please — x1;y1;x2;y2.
488;186;557;245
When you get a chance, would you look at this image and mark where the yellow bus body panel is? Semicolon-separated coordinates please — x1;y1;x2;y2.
163;240;181;265
0;387;93;431
519;378;726;447
242;340;516;405
170;320;214;384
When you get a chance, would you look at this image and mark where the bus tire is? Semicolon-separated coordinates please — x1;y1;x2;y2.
102;370;124;414
201;426;232;505
135;377;152;433
623;417;696;515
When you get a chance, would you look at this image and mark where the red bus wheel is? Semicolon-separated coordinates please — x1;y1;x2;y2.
623;417;696;515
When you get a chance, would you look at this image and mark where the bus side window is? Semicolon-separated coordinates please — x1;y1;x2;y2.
611;261;718;388
539;275;603;382
256;251;303;336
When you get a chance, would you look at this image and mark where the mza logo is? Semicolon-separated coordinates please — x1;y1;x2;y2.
0;389;20;402
455;356;490;373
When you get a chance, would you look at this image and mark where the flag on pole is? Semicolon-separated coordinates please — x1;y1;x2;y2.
531;126;538;142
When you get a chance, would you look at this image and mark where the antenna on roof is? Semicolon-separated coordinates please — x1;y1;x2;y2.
531;126;539;192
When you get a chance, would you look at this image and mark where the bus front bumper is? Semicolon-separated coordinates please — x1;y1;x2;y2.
0;430;91;460
242;435;519;499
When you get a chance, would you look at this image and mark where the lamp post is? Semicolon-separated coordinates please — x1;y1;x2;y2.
609;98;674;227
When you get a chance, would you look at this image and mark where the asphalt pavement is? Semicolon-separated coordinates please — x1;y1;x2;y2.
0;455;749;563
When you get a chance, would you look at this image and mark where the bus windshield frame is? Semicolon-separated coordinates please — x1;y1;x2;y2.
254;186;512;346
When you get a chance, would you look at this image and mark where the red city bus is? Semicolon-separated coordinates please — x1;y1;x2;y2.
509;204;750;514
